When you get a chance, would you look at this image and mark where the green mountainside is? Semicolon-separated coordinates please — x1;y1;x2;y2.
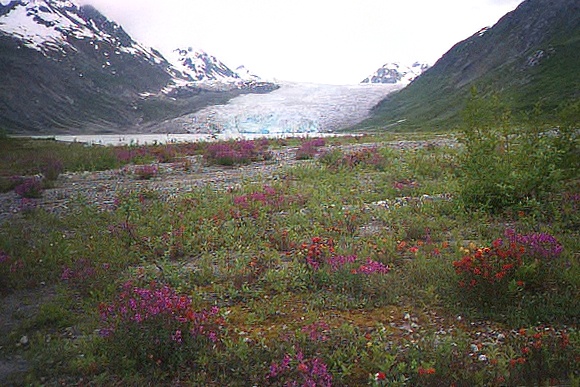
357;0;580;131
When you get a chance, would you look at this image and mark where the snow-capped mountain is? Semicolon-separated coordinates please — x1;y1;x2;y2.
0;0;170;68
235;65;261;82
168;47;241;84
361;62;430;85
0;0;275;134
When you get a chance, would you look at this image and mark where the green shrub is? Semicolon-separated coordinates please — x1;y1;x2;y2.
458;90;574;212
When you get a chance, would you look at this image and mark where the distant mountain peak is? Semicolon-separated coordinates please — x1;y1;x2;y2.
235;64;261;82
167;47;241;83
361;61;430;85
358;0;580;130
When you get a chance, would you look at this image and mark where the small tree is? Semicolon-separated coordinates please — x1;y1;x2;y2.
458;88;569;212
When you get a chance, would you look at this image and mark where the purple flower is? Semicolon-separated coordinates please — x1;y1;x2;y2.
14;177;43;198
326;255;357;272
357;259;390;275
171;329;183;343
0;251;11;264
504;229;563;260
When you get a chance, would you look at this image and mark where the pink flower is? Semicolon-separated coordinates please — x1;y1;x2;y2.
172;330;183;343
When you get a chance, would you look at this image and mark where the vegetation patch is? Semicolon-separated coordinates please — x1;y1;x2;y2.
0;122;578;385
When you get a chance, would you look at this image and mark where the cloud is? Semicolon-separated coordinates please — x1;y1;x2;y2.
81;0;524;84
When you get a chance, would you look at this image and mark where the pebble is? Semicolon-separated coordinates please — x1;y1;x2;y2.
0;139;457;225
19;336;28;346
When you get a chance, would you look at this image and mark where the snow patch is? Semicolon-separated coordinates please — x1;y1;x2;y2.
361;61;430;85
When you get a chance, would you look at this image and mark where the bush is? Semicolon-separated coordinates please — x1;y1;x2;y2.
453;229;564;303
204;140;271;166
458;90;573;212
40;157;64;181
14;176;43;198
296;138;325;160
134;164;159;180
99;281;225;375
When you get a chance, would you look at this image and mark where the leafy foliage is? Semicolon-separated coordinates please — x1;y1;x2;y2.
457;89;577;212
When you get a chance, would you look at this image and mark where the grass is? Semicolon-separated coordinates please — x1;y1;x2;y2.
0;132;578;386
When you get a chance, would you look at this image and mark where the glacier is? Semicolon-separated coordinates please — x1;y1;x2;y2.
158;82;403;134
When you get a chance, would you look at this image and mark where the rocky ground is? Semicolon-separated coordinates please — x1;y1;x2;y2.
0;138;456;226
0;137;458;384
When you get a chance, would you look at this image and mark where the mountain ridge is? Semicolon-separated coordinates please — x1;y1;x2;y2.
0;0;275;134
357;0;580;131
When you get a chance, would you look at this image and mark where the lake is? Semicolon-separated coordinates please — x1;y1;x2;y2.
20;132;359;146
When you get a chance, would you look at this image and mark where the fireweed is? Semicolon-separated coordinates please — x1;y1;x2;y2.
301;237;390;275
204;140;271;166
504;229;563;261
134;164;159;180
295;138;326;160
13;176;43;198
233;185;284;211
267;349;333;387
300;321;330;342
99;281;225;373
319;147;387;170
61;258;112;296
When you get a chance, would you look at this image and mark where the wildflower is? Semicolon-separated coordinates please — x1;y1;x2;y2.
418;367;436;375
375;371;386;381
358;259;390;275
171;329;183;343
14;177;43;198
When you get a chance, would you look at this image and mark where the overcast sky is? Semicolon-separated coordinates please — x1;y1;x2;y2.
81;0;524;84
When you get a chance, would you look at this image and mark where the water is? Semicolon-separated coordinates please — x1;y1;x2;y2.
21;132;358;146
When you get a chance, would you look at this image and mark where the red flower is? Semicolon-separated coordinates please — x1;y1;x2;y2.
418;367;436;375
297;362;308;373
375;371;386;381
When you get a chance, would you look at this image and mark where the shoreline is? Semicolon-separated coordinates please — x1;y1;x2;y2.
9;132;363;146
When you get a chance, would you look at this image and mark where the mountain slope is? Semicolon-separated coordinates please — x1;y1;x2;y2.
357;0;580;131
0;0;271;134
